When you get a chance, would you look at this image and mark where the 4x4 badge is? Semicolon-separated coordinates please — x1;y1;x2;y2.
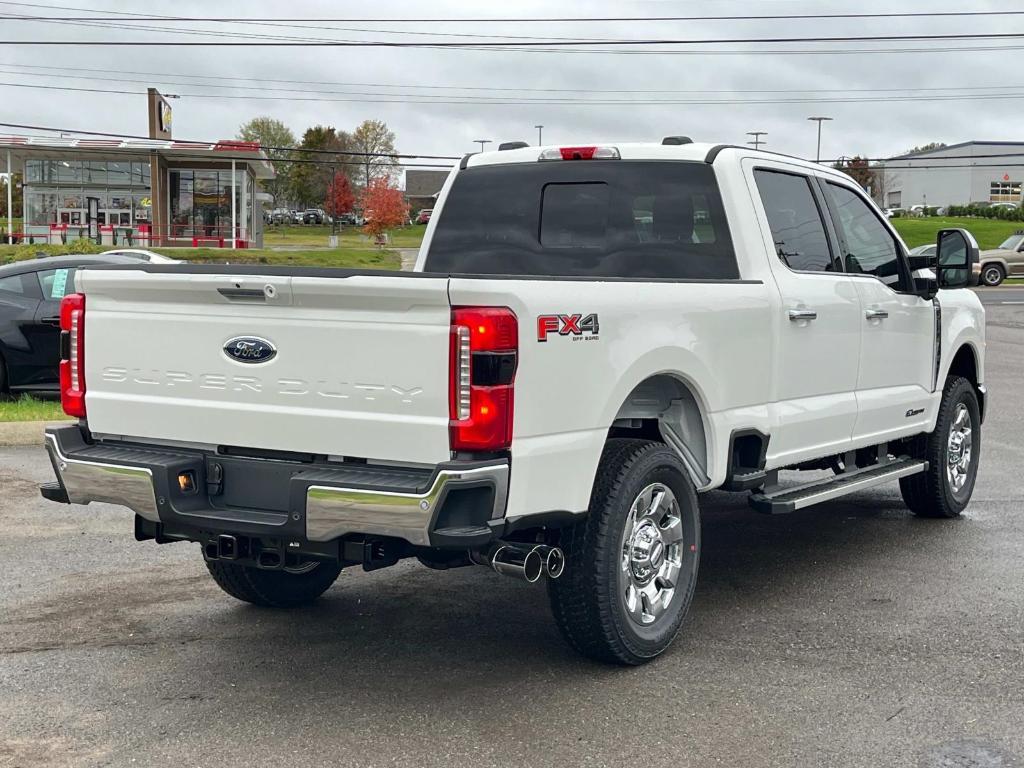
537;313;600;342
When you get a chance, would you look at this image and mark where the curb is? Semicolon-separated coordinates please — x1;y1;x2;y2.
0;420;71;447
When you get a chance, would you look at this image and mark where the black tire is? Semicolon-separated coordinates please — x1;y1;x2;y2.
548;439;701;665
980;263;1005;287
900;376;980;518
205;558;342;607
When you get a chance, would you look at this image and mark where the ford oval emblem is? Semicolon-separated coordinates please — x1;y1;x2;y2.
224;336;277;364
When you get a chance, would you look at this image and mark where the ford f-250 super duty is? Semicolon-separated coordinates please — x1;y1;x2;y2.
40;139;985;665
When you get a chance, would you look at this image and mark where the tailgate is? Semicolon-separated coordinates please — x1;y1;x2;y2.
78;269;452;465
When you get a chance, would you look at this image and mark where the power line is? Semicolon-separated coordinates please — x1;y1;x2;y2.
0;122;460;161
6;32;1024;47
5;61;1024;98
3;2;1024;23
11;79;1024;107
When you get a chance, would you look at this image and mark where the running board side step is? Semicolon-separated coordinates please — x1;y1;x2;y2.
748;458;928;515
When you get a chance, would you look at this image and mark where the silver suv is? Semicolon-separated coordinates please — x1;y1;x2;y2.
977;231;1024;286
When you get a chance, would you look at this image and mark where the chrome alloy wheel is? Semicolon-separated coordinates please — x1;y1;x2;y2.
619;483;685;626
946;403;973;494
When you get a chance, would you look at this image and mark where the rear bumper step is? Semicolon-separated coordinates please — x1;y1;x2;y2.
42;424;509;548
749;458;927;514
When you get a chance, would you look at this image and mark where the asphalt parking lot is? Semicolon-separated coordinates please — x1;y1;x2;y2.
2;298;1022;768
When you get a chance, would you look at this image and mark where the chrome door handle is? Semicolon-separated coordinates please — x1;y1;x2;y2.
787;309;818;321
865;309;889;320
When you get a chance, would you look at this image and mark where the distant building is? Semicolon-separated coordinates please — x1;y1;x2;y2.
878;141;1024;210
405;169;450;212
1;89;274;248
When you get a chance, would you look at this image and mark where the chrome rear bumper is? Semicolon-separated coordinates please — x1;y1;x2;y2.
42;425;509;548
45;432;161;521
306;464;509;545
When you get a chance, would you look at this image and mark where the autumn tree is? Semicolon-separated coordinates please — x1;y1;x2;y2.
325;172;355;219
351;119;399;189
360;178;409;239
237;117;296;206
833;155;878;192
289;125;355;208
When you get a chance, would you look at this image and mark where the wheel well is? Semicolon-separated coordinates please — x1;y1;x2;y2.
610;374;709;486
947;344;978;388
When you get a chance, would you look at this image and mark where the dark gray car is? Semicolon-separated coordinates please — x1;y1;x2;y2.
0;254;147;394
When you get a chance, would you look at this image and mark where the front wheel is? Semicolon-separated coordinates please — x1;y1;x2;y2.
980;263;1005;287
900;375;981;518
548;439;701;665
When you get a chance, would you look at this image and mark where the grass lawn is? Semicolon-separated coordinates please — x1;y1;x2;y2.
0;394;69;423
263;225;425;249
0;242;402;269
892;217;1022;250
149;247;401;269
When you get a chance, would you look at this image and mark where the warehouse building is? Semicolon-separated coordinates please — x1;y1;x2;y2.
878;141;1024;211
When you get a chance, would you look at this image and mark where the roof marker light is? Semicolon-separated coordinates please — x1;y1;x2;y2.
538;146;620;161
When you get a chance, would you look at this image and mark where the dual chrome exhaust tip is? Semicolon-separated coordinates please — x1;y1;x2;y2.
474;543;565;583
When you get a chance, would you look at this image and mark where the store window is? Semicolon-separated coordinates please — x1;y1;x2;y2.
990;181;1022;203
21;158;152;228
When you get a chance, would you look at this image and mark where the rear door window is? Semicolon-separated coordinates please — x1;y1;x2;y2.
425;161;738;279
36;268;77;300
753;170;835;273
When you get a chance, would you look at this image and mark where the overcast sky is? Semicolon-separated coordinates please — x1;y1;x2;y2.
0;0;1020;172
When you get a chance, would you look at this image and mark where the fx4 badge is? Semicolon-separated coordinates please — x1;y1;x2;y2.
537;313;600;342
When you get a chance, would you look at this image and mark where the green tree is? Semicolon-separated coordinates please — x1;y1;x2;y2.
288;125;355;209
351;119;399;189
237;117;297;207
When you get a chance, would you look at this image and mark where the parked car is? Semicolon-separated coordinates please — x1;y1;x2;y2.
303;209;327;225
39;141;985;665
336;212;361;226
990;202;1019;211
908;244;937;259
416;208;433;225
976;230;1024;286
0;254;152;394
101;249;179;264
269;208;292;225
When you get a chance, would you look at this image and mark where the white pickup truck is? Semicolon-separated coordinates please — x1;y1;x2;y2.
41;139;985;665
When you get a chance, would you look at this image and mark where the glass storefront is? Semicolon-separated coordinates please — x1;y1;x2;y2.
170;168;252;239
19;156;259;245
22;159;151;229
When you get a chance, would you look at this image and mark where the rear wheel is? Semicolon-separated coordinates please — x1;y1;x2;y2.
981;263;1005;287
548;439;701;665
205;558;342;607
900;375;980;518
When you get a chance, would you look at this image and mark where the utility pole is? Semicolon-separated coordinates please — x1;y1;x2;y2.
474;139;492;152
746;131;767;150
535;125;544;145
807;116;833;163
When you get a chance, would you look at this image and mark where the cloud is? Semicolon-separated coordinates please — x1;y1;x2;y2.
0;0;1016;164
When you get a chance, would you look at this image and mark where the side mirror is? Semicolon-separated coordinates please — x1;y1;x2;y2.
934;228;978;289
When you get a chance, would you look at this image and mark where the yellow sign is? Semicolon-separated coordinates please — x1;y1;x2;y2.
160;102;172;133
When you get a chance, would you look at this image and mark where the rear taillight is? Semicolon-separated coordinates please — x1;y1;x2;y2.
449;307;518;452
59;292;86;418
538;146;621;161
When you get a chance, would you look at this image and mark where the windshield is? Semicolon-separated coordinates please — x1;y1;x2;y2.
424;160;738;279
997;234;1024;250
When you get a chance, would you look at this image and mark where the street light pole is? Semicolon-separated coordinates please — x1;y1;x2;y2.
535;125;544;145
474;139;492;152
746;131;767;150
807;116;833;163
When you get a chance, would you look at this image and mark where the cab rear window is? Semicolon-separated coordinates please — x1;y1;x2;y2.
424;161;738;279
